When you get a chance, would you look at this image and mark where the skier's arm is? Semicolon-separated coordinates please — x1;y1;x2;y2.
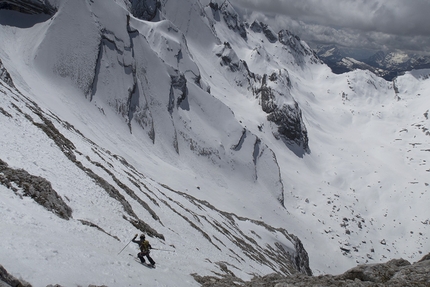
131;234;139;244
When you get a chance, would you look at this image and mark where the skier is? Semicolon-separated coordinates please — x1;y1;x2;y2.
132;233;156;267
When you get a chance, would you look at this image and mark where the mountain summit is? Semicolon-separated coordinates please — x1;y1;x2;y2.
0;0;429;286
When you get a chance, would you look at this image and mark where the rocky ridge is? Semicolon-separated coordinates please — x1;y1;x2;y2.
193;253;430;287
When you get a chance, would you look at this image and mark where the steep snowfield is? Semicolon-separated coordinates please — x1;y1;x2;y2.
0;68;304;287
0;0;429;286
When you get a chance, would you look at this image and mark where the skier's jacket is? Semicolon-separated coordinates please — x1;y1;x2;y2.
140;240;151;252
132;238;151;253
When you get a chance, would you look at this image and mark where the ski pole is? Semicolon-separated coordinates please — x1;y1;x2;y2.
118;239;133;255
152;248;175;252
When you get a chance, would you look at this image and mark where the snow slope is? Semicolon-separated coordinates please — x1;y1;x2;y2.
0;0;429;286
0;59;307;286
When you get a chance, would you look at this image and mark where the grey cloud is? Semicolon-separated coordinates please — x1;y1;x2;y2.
231;0;430;54
232;0;430;35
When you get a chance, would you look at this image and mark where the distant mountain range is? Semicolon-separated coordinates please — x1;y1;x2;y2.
315;45;430;81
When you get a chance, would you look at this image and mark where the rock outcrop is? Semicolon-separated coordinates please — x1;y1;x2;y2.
209;1;247;40
279;30;320;66
0;59;15;89
0;264;32;287
250;21;278;43
194;252;430;286
0;0;56;15
0;159;73;220
257;73;309;154
126;0;160;21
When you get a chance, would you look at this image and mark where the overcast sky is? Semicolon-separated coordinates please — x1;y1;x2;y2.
230;0;430;55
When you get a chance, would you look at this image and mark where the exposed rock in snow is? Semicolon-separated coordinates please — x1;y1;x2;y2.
268;101;309;154
169;72;188;113
257;74;309;154
0;159;73;220
278;30;320;65
0;59;15;89
194;252;430;286
0;264;32;287
78;219;120;241
337;254;430;286
125;0;160;21
209;0;247;40
249;20;262;33
0;0;55;15
250;21;277;43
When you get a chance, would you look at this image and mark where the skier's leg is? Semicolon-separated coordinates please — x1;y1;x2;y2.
137;252;146;263
146;254;155;266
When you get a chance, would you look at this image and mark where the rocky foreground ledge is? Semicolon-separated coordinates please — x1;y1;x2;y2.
2;253;429;286
193;253;430;287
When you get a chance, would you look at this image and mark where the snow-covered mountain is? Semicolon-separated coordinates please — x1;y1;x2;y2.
0;0;429;286
316;45;430;81
364;51;430;78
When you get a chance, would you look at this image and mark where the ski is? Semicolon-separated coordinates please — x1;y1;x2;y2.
129;254;156;268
